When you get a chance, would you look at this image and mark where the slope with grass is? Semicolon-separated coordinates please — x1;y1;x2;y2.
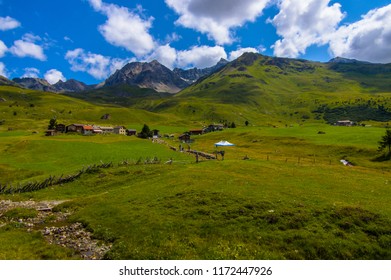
150;53;391;126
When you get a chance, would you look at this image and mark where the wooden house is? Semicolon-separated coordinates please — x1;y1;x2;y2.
189;129;204;135
45;129;56;136
66;124;84;133
179;133;191;143
126;129;137;136
55;124;66;133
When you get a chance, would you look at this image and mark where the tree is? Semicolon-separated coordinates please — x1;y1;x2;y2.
48;117;57;130
245;120;249;126
378;129;391;155
138;124;153;139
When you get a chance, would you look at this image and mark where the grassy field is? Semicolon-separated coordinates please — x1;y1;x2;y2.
1;73;391;260
1;121;390;260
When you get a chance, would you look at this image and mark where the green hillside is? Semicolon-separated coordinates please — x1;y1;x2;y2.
0;86;181;131
151;53;391;125
1;54;391;260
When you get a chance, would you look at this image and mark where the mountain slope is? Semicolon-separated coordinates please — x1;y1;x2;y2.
151;53;391;124
103;60;188;93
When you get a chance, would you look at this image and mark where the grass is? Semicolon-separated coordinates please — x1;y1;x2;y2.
1;123;390;260
1;70;391;260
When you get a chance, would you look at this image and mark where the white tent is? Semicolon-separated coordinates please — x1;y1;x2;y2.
215;140;235;147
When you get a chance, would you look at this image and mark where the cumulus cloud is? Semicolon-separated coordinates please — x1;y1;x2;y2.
329;4;391;63
0;40;7;57
9;33;46;60
176;45;227;68
228;47;262;60
44;69;66;84
0;16;21;31
147;44;178;69
0;62;7;77
165;0;270;44
22;67;40;78
65;48;129;80
88;0;155;57
271;0;344;58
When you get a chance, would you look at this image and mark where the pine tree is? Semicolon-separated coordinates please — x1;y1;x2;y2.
378;129;391;155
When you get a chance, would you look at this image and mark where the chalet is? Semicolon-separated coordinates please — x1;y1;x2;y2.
179;133;191;143
114;126;126;135
100;126;114;134
55;124;66;133
83;125;94;135
189;129;204;135
93;125;103;134
336;120;354;126
66;124;84;133
126;129;137;136
203;124;225;133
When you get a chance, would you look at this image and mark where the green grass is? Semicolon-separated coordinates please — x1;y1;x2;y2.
1;70;391;260
1;123;390;260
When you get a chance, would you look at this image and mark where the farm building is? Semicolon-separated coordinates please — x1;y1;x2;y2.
82;125;94;135
126;129;137;136
335;120;354;126
114;126;127;135
100;126;114;134
45;130;56;136
66;124;84;133
179;133;191;143
55;124;66;133
189;129;204;135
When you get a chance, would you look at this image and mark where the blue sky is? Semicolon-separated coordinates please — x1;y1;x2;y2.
0;0;390;85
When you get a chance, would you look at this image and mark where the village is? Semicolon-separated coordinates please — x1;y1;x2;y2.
45;121;227;143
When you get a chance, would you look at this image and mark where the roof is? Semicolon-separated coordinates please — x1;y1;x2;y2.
114;126;126;129
83;125;94;130
68;123;84;127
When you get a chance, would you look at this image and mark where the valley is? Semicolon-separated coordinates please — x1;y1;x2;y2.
0;53;391;260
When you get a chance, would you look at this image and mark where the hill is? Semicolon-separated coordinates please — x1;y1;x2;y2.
147;53;391;125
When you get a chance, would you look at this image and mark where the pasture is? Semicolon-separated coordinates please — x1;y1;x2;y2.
1;123;390;259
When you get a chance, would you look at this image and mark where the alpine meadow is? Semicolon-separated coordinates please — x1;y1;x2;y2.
1;52;391;260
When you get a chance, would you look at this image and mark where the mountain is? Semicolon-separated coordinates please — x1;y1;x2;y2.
103;60;189;94
173;58;229;83
0;76;19;87
150;52;391;124
53;79;90;92
12;77;57;92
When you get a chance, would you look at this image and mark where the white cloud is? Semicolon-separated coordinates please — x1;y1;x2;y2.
88;0;155;57
44;69;66;84
9;34;46;61
65;48;129;80
0;40;7;57
228;47;261;61
22;67;40;78
177;45;227;68
165;0;270;44
0;16;21;31
271;0;344;58
147;44;178;69
0;62;7;77
329;4;391;63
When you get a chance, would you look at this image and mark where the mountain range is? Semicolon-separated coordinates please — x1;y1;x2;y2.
0;58;229;94
1;53;391;125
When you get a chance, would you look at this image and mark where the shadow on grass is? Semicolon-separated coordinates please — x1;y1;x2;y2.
372;152;391;162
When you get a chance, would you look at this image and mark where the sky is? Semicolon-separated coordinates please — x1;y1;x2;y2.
0;0;390;85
